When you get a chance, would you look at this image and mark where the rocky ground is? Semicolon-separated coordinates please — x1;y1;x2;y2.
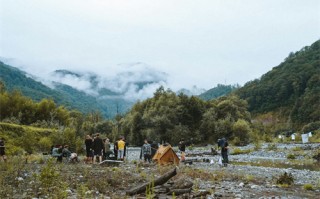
1;143;319;198
125;143;320;198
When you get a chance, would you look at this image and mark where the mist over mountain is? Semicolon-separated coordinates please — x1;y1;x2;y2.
0;61;206;118
177;86;207;96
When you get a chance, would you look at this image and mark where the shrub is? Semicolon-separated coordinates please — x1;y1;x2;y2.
276;172;294;186
231;148;252;155
303;184;314;190
287;154;296;159
302;121;320;133
267;143;277;151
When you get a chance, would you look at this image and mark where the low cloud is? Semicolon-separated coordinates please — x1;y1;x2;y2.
43;62;169;101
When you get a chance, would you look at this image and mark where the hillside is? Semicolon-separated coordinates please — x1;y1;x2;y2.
235;40;320;128
0;61;131;118
198;84;239;100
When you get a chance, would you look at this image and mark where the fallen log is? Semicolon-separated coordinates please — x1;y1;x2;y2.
172;178;193;189
193;190;211;198
167;188;192;196
126;167;177;196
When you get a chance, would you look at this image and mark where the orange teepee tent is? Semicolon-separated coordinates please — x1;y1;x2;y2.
152;145;180;165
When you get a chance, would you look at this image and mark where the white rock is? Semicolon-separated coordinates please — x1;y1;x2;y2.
16;177;24;181
250;185;259;189
85;190;92;195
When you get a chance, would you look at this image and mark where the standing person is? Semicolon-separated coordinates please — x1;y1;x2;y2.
123;138;128;161
221;138;229;167
150;141;158;159
85;135;93;164
140;139;152;163
0;138;7;162
178;139;186;162
117;137;125;161
92;133;104;164
104;138;112;160
113;139;118;160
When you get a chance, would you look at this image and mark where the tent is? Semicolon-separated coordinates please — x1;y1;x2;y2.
152;145;180;165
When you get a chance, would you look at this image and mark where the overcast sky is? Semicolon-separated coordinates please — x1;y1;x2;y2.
1;0;319;91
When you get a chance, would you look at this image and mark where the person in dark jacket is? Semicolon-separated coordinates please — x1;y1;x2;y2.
140;139;152;163
0;138;7;162
104;138;113;160
178;139;186;162
150;141;158;159
220;138;229;166
92;133;104;164
85;135;93;164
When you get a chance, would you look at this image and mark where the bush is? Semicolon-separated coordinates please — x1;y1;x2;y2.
302;121;320;133
267;143;277;151
276;172;294;186
287;154;296;159
303;184;314;190
231;148;252;155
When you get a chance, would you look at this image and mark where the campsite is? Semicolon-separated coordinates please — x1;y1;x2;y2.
1;1;320;198
1;142;319;198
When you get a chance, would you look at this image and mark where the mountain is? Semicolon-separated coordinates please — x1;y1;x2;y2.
235;40;320;128
177;85;206;96
0;61;169;118
198;84;239;100
0;61;132;118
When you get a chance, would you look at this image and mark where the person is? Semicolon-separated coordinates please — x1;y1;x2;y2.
150;141;159;159
85;135;93;164
123;138;128;161
62;145;78;162
117;137;125;161
140;139;152;163
220;138;229;167
217;138;223;149
0;138;7;162
178;139;186;162
104;138;112;160
52;145;63;162
113;139;118;160
92;133;104;164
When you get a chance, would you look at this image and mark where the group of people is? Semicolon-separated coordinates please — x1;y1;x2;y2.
84;134;128;164
51;144;79;163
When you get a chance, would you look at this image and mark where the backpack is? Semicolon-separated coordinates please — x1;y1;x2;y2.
143;144;151;155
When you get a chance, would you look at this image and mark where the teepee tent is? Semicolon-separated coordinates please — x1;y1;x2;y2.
153;145;180;165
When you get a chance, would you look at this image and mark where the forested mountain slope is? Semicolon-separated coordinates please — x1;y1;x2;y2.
198;84;239;100
0;62;105;116
235;40;320;128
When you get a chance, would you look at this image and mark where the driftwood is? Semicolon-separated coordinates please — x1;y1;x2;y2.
167;188;192;195
193;190;211;198
172;178;193;189
186;148;218;157
126;167;177;196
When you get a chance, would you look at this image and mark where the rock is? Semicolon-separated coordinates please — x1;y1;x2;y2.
85;190;92;195
238;182;245;187
250;185;259;189
214;192;223;197
16;177;24;181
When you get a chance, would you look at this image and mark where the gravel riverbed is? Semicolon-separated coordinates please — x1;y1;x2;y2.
123;143;320;198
